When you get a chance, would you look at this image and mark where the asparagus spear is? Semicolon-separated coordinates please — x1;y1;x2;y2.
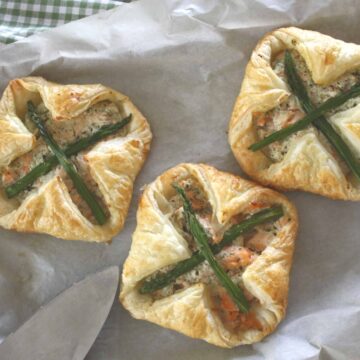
172;185;249;312
5;114;132;198
249;81;360;151
284;50;360;182
139;205;283;294
249;83;360;151
27;101;107;225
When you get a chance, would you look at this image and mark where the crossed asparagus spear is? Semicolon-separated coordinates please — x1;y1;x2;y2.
250;51;360;181
6;102;132;224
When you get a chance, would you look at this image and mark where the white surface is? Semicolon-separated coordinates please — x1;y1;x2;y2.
0;267;119;360
0;0;359;359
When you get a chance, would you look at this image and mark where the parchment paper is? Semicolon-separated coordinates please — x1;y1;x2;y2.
0;1;359;359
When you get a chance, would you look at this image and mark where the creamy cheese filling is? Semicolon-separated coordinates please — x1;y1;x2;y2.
145;178;281;332
256;50;360;163
2;100;127;223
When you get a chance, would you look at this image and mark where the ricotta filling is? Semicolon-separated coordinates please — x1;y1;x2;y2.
144;177;281;332
2;100;127;223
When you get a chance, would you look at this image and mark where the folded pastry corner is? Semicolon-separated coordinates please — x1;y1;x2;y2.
0;77;152;242
120;163;298;347
229;27;360;200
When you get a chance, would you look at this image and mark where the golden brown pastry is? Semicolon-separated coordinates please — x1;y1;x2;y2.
229;27;360;200
0;77;152;242
120;163;298;347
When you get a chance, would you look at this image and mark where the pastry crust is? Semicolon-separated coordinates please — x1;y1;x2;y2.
229;27;360;200
0;77;152;242
120;163;298;347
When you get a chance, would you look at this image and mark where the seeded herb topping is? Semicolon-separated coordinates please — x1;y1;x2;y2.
138;176;285;332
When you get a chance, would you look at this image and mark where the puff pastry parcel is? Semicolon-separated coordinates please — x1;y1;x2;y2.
229;27;360;200
120;163;298;347
0;77;152;242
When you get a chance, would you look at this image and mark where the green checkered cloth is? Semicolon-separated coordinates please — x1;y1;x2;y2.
0;0;121;44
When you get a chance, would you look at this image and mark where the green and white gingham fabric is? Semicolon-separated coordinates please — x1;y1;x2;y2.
0;0;122;44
